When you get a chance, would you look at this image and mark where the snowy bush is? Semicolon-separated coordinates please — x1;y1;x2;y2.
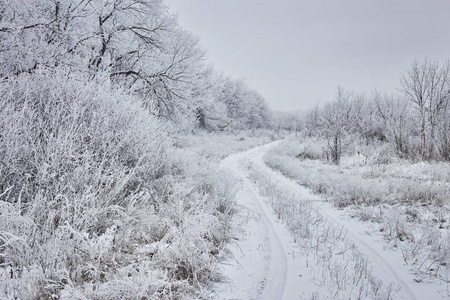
0;70;237;299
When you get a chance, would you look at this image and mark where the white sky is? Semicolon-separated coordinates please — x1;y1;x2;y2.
167;0;450;112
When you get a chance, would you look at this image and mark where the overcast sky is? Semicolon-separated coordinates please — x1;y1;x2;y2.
168;0;450;112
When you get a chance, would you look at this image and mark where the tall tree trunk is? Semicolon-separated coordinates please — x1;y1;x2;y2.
421;114;426;158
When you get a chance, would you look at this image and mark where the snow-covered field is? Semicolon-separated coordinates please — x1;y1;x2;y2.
3;129;450;299
215;140;450;299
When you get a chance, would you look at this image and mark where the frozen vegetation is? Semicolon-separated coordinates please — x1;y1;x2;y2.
0;70;251;299
2;0;450;299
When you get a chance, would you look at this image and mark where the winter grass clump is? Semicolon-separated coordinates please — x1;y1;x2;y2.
263;137;450;288
0;70;237;299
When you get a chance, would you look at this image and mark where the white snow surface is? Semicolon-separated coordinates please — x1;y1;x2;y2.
215;141;448;300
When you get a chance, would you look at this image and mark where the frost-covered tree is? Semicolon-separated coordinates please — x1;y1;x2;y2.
319;87;355;164
208;74;272;131
375;93;411;155
437;108;450;160
304;104;321;137
0;0;210;119
272;111;301;135
401;59;450;158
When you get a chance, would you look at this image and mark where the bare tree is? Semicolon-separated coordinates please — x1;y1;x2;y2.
304;104;320;137
437;108;450;160
375;93;410;155
401;59;450;158
426;61;450;157
320;87;355;164
400;60;427;157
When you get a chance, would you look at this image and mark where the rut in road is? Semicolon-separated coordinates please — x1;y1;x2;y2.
217;143;303;300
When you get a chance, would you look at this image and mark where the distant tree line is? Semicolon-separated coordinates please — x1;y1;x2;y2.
300;59;450;164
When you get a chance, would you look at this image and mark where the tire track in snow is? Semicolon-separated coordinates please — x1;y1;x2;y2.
235;160;287;299
250;144;426;300
219;143;287;299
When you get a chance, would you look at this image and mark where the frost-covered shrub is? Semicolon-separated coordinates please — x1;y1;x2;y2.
297;139;324;160
0;70;168;204
0;70;237;299
366;143;395;165
396;179;444;205
0;70;168;297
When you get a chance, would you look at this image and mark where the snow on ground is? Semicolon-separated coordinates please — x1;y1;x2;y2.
215;141;309;299
214;141;448;299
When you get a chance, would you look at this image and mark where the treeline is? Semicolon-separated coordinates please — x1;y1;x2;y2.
0;0;271;131
295;59;450;164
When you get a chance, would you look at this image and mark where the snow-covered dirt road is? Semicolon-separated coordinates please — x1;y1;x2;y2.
215;142;447;300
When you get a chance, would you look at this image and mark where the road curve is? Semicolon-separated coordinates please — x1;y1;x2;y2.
216;141;444;300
